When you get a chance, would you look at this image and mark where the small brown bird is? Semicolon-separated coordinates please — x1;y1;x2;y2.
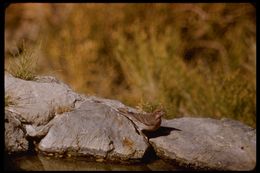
117;107;165;132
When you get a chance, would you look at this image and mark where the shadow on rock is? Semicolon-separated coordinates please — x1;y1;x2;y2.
143;126;181;139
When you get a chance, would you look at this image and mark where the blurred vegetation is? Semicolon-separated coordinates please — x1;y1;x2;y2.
6;40;40;80
5;3;256;127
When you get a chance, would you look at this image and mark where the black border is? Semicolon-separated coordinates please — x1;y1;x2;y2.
1;1;258;172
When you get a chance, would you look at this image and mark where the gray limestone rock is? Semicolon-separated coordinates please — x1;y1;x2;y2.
5;110;29;154
4;72;150;162
5;73;83;126
149;117;256;171
38;101;149;162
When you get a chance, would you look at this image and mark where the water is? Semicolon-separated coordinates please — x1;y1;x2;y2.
5;153;182;171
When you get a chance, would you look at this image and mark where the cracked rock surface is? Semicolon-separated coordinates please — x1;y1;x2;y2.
38;101;149;161
5;72;82;126
5;110;28;154
149;117;256;171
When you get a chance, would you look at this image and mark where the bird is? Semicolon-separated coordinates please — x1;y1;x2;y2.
116;107;165;132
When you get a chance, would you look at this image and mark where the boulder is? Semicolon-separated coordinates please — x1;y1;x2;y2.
5;72;150;162
37;100;149;162
149;117;256;171
5;72;82;126
5;110;28;154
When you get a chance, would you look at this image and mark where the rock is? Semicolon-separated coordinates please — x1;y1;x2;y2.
38;100;149;162
76;95;151;133
5;72;150;162
5;73;83;126
4;72;256;168
5;110;29;154
78;95;142;114
24;116;59;138
149;117;256;171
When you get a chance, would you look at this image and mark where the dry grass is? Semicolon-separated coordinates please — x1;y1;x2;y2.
5;3;256;127
5;41;40;81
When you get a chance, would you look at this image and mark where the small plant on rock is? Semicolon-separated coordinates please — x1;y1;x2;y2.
7;41;40;81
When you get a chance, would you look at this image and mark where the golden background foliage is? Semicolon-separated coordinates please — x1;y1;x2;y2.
5;3;256;127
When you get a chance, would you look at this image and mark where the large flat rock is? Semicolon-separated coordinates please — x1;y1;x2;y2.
38;100;149;162
149;117;256;171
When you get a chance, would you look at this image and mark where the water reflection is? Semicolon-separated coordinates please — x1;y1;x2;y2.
5;154;180;171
